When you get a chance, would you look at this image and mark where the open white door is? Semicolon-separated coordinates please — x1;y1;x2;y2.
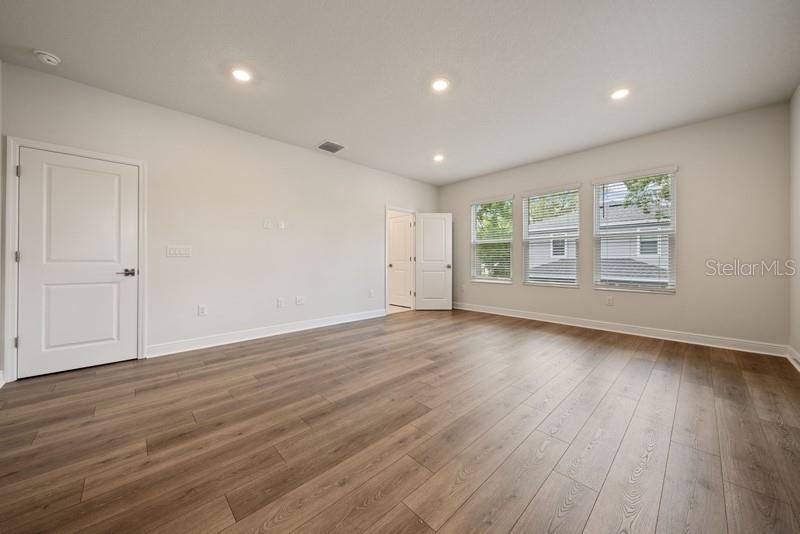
17;147;140;377
415;213;453;310
388;212;414;308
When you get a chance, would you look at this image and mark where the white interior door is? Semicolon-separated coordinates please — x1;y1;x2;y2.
415;213;453;310
388;213;414;308
17;147;140;378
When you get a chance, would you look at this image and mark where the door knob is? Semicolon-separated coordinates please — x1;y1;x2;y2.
115;268;137;277
446;264;452;269
388;263;393;268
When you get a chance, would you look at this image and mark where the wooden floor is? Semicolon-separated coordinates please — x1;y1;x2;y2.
1;310;799;534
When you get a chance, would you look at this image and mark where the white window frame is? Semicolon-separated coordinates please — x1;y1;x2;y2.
470;196;514;284
593;166;677;293
522;184;580;287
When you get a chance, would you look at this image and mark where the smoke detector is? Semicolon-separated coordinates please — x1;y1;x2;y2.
317;141;345;154
33;50;61;66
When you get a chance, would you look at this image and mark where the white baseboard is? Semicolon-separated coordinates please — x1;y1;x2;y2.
454;302;790;358
789;346;800;372
146;309;387;358
0;369;4;389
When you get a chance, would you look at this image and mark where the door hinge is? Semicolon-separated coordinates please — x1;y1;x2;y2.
16;165;21;178
14;251;20;263
14;337;18;349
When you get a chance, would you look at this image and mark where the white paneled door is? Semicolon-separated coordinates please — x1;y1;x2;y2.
388;213;414;308
17;147;140;378
415;213;453;310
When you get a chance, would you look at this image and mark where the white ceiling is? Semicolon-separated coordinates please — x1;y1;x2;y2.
1;1;799;185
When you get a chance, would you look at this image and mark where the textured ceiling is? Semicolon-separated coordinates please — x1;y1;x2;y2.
1;0;799;184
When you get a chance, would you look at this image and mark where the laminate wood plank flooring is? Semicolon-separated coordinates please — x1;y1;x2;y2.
655;442;726;534
0;310;798;533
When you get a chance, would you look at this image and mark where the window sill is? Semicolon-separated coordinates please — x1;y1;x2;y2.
524;281;579;289
593;285;676;295
471;278;513;285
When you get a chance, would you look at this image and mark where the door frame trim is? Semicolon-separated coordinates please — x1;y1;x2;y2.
3;137;148;382
385;205;416;313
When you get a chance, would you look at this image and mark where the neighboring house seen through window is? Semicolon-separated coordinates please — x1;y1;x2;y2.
471;198;513;281
551;239;566;257
523;187;580;285
638;236;660;256
593;171;675;291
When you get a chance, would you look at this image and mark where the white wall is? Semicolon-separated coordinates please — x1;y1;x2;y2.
440;105;791;348
1;64;437;359
0;59;4;378
791;86;800;356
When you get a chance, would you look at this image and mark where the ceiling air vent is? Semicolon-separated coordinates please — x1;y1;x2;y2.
317;141;345;154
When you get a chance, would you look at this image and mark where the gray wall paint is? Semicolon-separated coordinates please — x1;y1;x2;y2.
440;105;791;345
1;64;437;353
791;85;800;354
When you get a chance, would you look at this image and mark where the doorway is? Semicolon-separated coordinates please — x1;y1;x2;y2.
5;139;146;379
385;208;454;314
386;209;415;314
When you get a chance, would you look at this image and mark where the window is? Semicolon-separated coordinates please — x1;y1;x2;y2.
471;198;513;281
522;187;579;285
637;236;660;256
593;171;675;291
551;239;566;257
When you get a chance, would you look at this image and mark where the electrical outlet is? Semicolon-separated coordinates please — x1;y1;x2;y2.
278;220;287;230
263;219;273;230
295;296;305;306
166;245;192;257
605;296;614;306
197;304;208;317
276;297;285;308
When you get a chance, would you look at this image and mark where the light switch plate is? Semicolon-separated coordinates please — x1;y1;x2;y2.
295;296;305;306
167;245;192;257
279;220;287;230
276;297;285;308
197;304;208;317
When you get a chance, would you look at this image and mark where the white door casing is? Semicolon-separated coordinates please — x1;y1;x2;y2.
388;213;414;308
16;147;140;377
415;213;453;310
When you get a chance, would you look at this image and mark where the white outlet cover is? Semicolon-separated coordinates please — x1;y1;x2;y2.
197;304;208;316
263;219;273;229
167;245;192;257
295;296;305;305
277;297;285;308
279;220;287;230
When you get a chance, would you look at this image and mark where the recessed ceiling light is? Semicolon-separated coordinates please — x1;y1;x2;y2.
432;78;450;92
232;69;252;82
33;49;61;66
433;154;445;163
610;88;630;100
